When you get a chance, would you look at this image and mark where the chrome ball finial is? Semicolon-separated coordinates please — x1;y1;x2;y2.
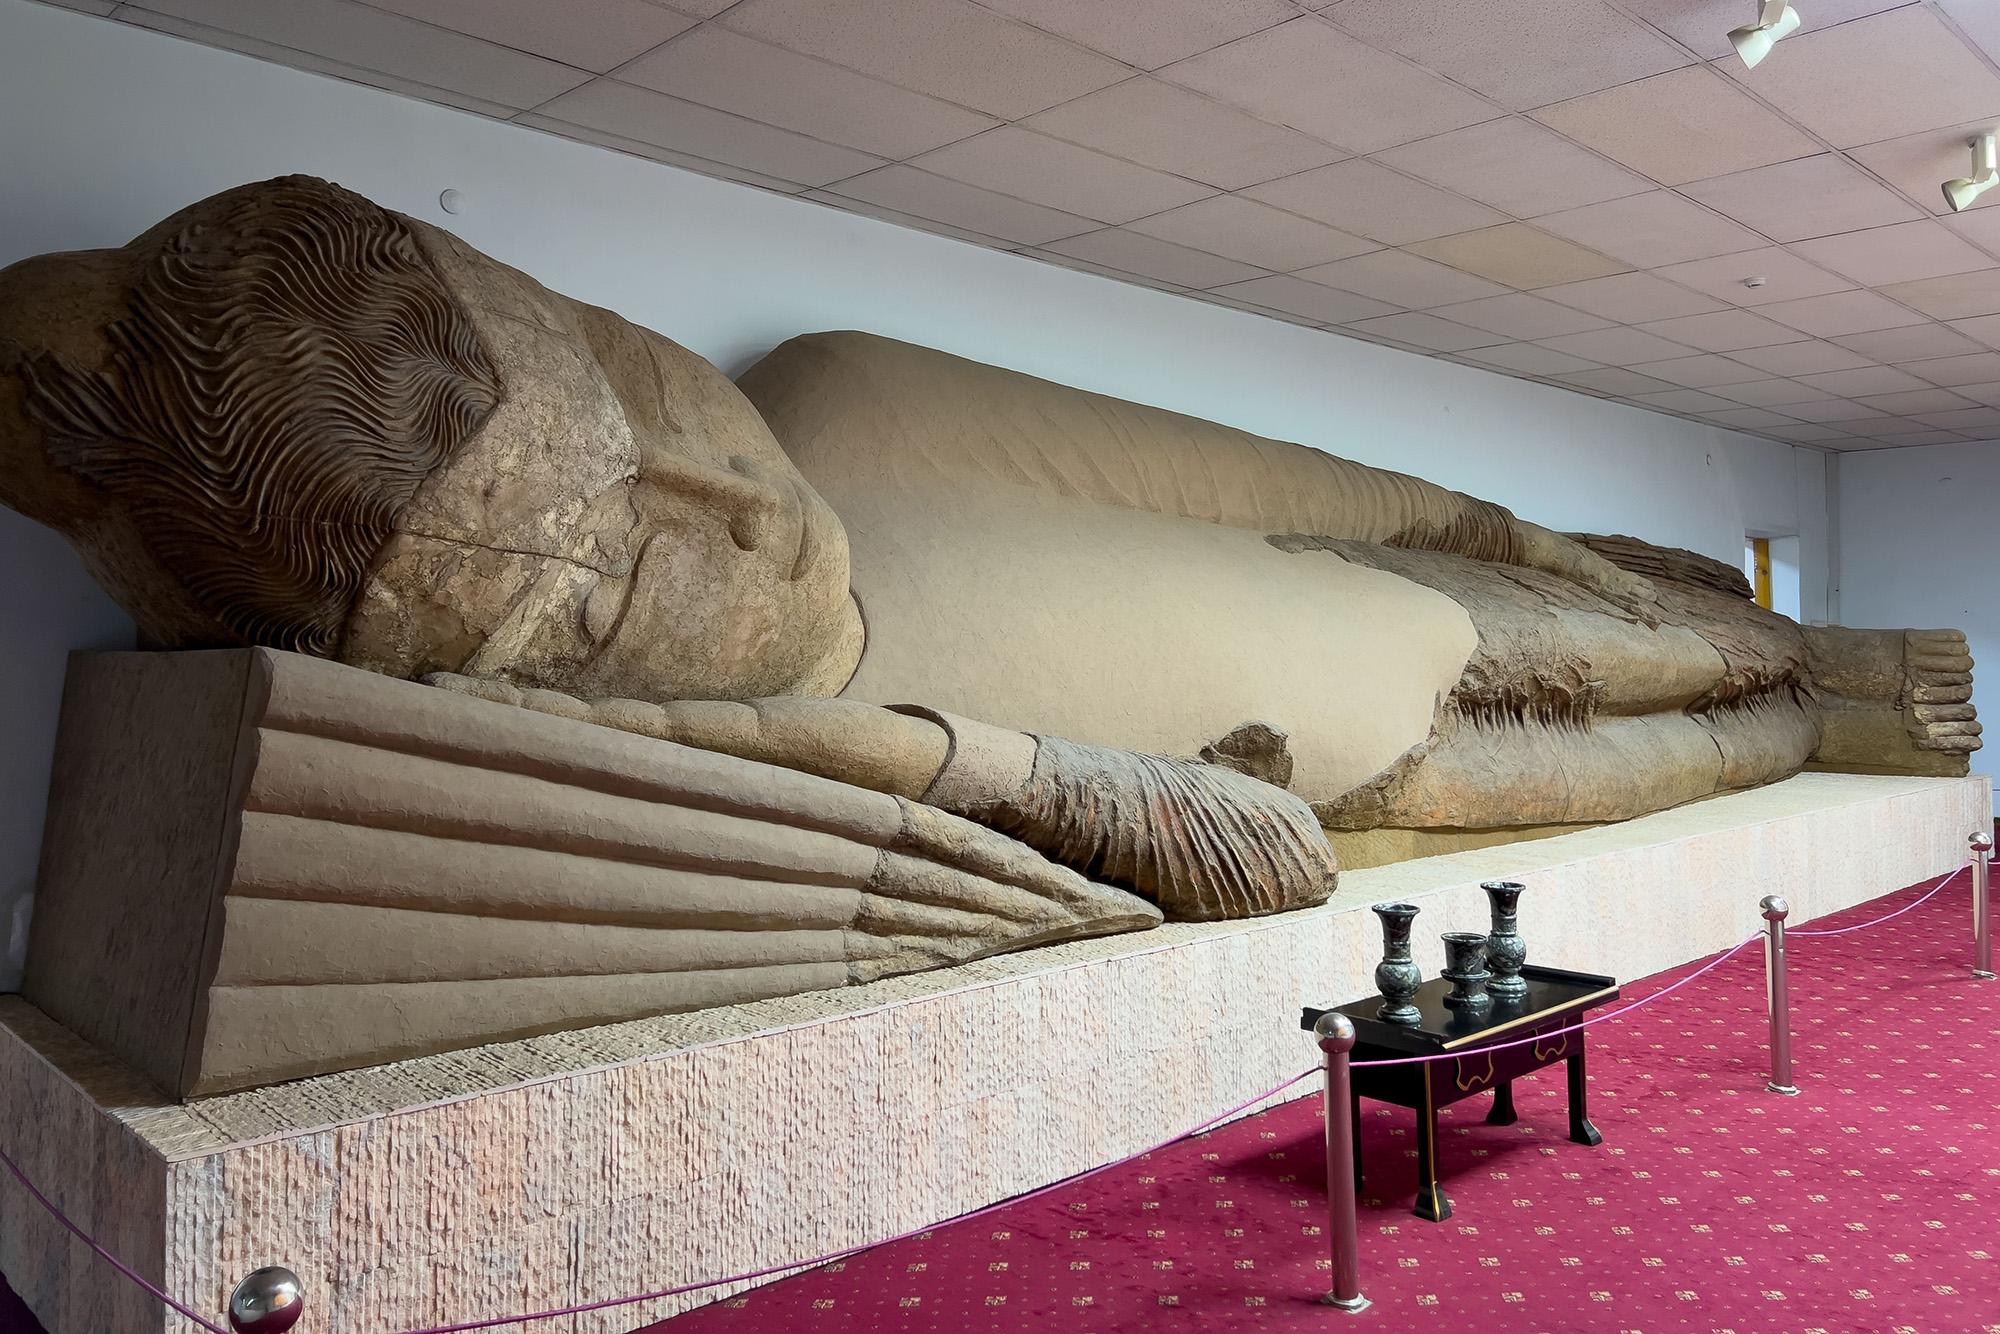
1760;895;1790;921
1312;1010;1357;1053
228;1267;304;1334
1971;830;1992;855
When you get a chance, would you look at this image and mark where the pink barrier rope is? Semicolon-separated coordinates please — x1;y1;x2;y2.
0;860;1973;1331
0;1141;231;1334
1789;864;1966;937
1349;933;1761;1068
0;1064;1321;1334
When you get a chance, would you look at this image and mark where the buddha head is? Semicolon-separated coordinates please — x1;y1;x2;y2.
0;175;861;703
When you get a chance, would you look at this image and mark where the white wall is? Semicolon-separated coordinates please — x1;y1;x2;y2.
1837;440;1997;785
0;0;1833;986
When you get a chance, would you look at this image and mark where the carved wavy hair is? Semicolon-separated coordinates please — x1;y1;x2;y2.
22;175;501;654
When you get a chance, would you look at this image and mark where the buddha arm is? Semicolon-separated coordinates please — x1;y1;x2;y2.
428;675;1336;921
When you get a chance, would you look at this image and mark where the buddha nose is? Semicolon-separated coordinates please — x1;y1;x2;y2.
635;449;789;554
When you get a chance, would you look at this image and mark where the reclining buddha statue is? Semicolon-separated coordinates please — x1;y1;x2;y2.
0;176;1976;1096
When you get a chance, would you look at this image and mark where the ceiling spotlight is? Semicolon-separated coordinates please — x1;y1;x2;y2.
1730;1;1800;70
1943;134;1999;213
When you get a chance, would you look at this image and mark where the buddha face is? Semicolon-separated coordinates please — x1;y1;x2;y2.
339;218;863;703
0;176;860;702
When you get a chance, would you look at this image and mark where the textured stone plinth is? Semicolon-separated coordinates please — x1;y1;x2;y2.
1;772;1986;1333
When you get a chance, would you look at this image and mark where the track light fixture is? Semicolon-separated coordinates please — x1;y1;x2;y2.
1729;1;1800;70
1943;134;1999;213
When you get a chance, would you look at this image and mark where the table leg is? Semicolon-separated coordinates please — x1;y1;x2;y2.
1567;1043;1602;1147
1486;1079;1518;1126
1413;1066;1452;1221
1349;1084;1364;1192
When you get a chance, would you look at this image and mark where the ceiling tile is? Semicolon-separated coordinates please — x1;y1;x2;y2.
1615;0;1912;63
1324;0;1689;110
1884;430;1974;443
1724;340;1874;376
1710;378;1824;407
619;26;997;158
1038;228;1268;289
1701;406;1797;429
1017;246;1189;292
1630;388;1742;413
1764;423;1848;442
368;0;696;72
1023;78;1347;191
1756;289;1930;336
1536;326;1696;364
1124;195;1377;270
1535;192;1764;267
1373;117;1653;219
1428;294;1614;340
824;164;1098;244
803;189;1015;243
1829;323;1983;362
1941;206;2000;261
1949;314;2000;348
139;0;592;106
1158;18;1501;154
1821;415;1903;432
1293;251;1510;308
1552;367;1682;396
1677;154;1925;244
533;81;884;185
121;8;518;117
1877;269;2000;321
1243;160;1506;244
1634;310;1805;352
911;127;1214;224
1457;342;1605;375
1723;6;2000;148
522;113;814;190
1791;220;1994;286
1652;248;1853;308
1206;275;1403;323
1912;405;2000;431
718;0;1129;118
1404;223;1628;288
1534;271;1725;322
1794;365;1933;397
1950;380;2000;406
1531;66;1820;187
1340;312;1511;352
976;0;1296;69
1898;352;2000;387
1771;398;1870;423
1625;354;1767;387
1939;0;2000;67
1852;388;1981;414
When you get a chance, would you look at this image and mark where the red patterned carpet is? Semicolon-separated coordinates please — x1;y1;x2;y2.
653;871;1998;1334
1;871;1994;1334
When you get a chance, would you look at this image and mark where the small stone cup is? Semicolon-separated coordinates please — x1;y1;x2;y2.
1439;932;1492;1011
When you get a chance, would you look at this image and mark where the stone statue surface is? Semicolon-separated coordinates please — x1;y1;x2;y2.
0;177;1977;1095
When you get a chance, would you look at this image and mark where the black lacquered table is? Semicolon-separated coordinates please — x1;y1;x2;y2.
1301;964;1620;1222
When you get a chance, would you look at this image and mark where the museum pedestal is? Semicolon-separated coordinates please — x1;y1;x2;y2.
1;771;1987;1333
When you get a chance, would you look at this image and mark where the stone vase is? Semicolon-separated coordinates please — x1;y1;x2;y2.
1371;901;1423;1024
1440;932;1492;1011
1481;881;1528;1000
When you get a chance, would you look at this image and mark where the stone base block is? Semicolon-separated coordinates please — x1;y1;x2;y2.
1;772;1987;1333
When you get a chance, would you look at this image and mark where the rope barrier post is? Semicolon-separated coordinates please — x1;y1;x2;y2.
1313;1012;1369;1314
1973;832;1994;981
1760;895;1799;1096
